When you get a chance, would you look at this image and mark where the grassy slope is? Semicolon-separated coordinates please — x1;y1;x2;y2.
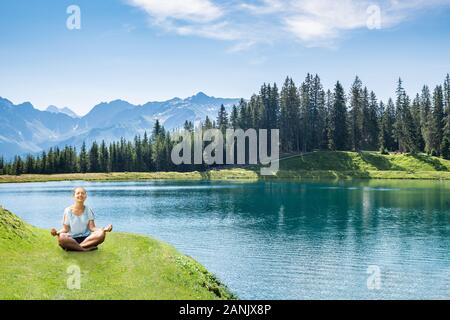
274;151;450;180
0;207;236;300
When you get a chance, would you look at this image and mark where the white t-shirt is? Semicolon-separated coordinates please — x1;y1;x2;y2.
63;205;95;238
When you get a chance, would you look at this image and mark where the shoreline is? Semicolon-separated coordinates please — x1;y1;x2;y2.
2;168;450;184
4;152;450;183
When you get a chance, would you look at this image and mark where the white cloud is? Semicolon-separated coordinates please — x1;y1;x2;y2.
175;21;241;40
251;0;450;46
283;0;376;46
127;0;223;22
284;17;336;45
227;40;258;53
126;0;450;48
239;0;284;14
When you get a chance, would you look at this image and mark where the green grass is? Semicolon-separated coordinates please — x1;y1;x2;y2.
3;152;450;183
201;168;259;180
0;171;204;184
0;170;259;184
272;151;450;180
0;207;236;300
279;151;450;172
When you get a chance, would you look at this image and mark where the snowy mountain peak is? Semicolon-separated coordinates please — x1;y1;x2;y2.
187;92;215;104
46;105;79;118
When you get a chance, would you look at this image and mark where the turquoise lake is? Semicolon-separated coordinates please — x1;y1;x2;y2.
0;179;449;299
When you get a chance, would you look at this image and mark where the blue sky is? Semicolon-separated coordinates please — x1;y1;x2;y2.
1;0;450;115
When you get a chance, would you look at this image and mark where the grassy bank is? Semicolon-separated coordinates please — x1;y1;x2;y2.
2;152;450;183
0;169;258;184
271;151;450;180
0;207;236;300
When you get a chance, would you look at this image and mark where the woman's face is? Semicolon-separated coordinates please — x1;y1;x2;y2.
73;188;87;203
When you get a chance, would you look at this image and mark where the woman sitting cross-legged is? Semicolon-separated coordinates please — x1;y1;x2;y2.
51;187;113;252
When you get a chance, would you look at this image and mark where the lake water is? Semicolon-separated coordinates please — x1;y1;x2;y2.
0;179;449;299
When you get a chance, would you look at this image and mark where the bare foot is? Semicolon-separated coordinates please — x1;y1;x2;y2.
50;228;58;237
103;224;113;232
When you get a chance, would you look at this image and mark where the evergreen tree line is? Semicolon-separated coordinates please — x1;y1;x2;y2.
1;73;450;175
221;73;450;156
1;120;176;175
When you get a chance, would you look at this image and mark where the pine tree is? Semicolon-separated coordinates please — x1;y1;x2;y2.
411;94;425;151
152;121;166;171
99;140;110;172
134;135;143;172
280;77;300;152
328;81;348;150
217;104;229;133
71;146;78;172
40;151;47;174
164;133;173;171
299;74;312;152
441;136;450;159
379;99;396;151
109;142;118;172
12;156;23;175
183;120;194;132
402;95;419;153
367;91;380;150
444;74;450;112
260;83;279;130
349;76;364;151
54;147;62;173
152;119;162;139
126;138;136;172
309;74;326;150
246;95;261;130
442;75;450;159
79;142;88;173
430;85;444;155
394;78;411;152
203;116;213;130
420;86;433;153
24;154;35;174
142;132;152;171
322;90;333;150
230;105;239;129
238;99;249;130
361;88;371;150
316;78;328;150
47;148;55;174
89;141;100;172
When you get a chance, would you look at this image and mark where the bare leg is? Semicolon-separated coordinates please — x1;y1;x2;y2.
80;229;107;249
58;233;88;252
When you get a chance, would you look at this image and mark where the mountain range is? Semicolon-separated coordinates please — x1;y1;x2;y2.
0;93;240;159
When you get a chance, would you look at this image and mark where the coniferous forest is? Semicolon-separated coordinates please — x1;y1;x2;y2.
2;73;450;175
